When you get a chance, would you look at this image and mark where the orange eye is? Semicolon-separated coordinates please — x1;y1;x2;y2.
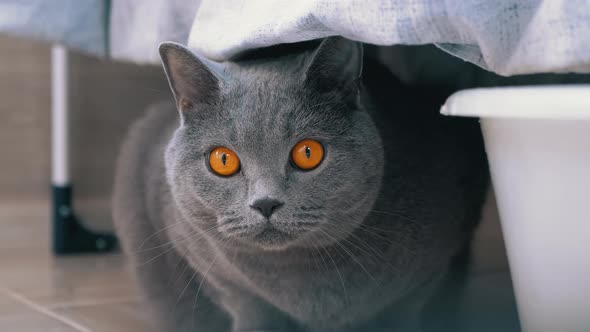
209;147;240;176
291;139;324;170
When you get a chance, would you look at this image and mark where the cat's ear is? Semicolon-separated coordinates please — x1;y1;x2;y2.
303;37;363;93
159;42;221;113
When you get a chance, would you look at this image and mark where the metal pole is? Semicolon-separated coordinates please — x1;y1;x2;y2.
51;45;69;186
50;44;117;254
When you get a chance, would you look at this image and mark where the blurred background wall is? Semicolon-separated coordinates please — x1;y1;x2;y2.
0;34;171;231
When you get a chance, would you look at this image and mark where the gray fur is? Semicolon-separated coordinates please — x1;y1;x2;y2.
113;37;489;332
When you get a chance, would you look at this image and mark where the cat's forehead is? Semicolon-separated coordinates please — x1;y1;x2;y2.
219;78;304;145
197;81;346;159
193;61;353;152
217;57;315;122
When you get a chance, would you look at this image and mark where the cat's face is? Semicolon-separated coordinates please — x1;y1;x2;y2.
160;38;383;250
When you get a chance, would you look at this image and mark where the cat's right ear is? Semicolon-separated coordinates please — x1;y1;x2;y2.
159;42;220;114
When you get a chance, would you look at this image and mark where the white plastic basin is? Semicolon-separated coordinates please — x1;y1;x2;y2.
442;85;590;332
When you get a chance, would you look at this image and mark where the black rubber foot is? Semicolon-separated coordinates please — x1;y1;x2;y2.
52;185;118;255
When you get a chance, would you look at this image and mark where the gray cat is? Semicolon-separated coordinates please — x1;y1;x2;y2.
113;37;489;332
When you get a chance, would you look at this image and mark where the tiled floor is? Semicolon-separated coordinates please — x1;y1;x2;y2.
0;195;520;332
0;200;148;332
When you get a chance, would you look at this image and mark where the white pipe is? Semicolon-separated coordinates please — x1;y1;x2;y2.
51;45;69;186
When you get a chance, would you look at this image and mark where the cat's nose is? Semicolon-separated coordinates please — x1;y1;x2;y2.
250;197;284;218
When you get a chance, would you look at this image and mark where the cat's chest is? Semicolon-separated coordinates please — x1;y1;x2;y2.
214;250;415;330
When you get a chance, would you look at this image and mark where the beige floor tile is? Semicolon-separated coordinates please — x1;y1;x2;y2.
17;274;139;310
0;249;138;308
0;201;138;309
0;314;82;332
0;293;80;332
0;200;50;250
0;292;34;316
55;302;150;332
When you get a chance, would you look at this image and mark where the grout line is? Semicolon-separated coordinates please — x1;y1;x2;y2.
0;287;94;332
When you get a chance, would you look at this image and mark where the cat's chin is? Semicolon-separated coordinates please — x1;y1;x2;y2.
223;223;309;251
219;215;320;251
249;227;296;250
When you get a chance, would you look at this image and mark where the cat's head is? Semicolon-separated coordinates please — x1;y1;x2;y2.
159;38;383;251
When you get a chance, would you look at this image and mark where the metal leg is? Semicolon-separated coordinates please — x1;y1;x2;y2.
51;45;117;254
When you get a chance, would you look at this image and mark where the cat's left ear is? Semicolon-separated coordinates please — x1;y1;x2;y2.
303;37;363;93
159;42;223;113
